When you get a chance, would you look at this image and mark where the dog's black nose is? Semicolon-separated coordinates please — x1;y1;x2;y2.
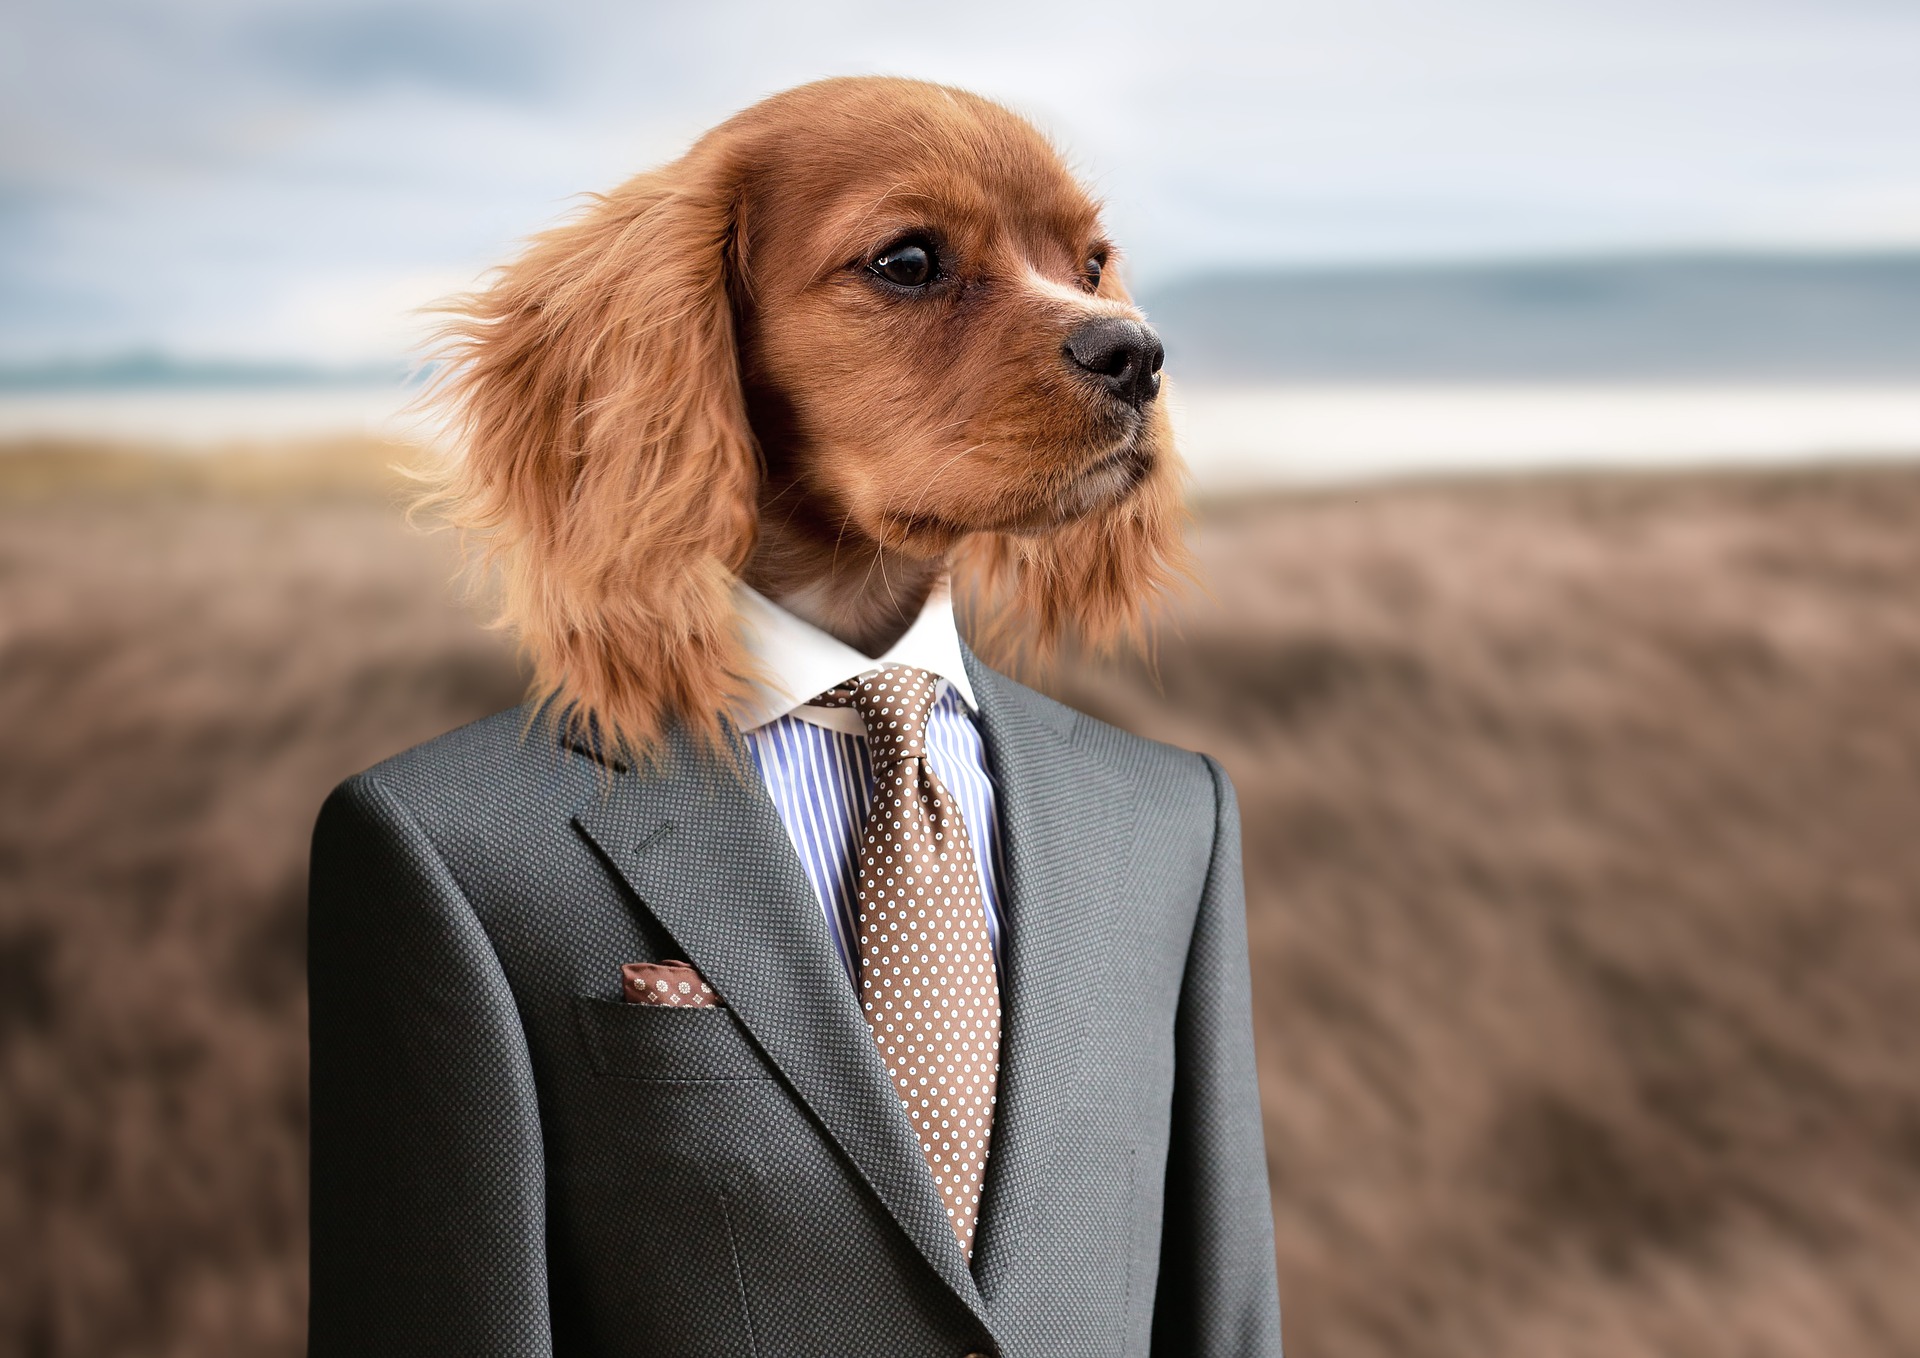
1063;317;1164;407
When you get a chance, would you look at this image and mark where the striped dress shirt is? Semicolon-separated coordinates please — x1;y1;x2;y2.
733;583;1008;989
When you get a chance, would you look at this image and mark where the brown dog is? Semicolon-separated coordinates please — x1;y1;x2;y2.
424;76;1190;758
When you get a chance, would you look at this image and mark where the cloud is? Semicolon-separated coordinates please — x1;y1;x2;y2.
255;266;484;364
5;0;1920;362
241;3;559;99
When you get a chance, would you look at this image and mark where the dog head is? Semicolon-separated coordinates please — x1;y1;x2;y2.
427;77;1191;757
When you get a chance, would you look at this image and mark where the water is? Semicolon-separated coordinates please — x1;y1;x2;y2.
1173;383;1920;487
4;382;1919;489
0;385;435;447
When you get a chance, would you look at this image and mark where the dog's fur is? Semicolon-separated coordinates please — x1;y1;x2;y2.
422;77;1191;759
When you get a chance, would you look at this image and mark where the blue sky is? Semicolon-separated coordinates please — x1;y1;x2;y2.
5;0;1918;364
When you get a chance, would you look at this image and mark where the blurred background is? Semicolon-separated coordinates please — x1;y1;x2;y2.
4;2;1919;1355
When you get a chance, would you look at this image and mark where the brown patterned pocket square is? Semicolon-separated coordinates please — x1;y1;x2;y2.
621;960;722;1008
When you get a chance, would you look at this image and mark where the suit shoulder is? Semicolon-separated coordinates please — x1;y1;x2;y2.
358;704;555;787
1065;700;1221;805
973;658;1218;812
320;705;579;843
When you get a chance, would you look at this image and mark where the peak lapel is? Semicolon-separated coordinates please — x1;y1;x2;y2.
959;651;1142;1302
569;727;987;1322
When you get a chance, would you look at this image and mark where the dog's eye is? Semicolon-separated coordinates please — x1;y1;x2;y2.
872;241;936;288
1085;255;1105;290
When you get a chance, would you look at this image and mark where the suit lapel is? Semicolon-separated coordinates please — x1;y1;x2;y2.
566;652;1142;1316
569;726;987;1322
960;651;1142;1302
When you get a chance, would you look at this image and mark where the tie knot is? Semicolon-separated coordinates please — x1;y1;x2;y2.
811;664;940;762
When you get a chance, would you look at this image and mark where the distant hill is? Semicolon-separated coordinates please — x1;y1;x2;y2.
10;255;1919;391
0;352;411;392
1142;253;1920;382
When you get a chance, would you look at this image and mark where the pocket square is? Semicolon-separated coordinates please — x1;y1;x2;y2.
621;959;722;1008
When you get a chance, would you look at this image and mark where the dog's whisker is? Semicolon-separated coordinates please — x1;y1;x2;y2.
897;441;991;528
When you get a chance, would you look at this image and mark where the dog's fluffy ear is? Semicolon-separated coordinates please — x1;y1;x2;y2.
954;408;1194;673
419;147;759;762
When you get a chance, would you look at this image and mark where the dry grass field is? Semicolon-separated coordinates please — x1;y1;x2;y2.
3;437;1919;1357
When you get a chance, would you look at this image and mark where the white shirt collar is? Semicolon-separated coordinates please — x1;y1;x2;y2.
733;579;977;733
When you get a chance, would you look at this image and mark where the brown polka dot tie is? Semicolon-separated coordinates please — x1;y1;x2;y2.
811;665;1002;1257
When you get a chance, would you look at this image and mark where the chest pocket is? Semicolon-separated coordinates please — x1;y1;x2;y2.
573;996;773;1082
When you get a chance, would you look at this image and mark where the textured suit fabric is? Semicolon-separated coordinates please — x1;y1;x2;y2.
308;647;1283;1357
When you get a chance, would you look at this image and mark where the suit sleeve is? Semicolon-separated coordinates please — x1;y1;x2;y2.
1152;755;1285;1356
308;773;553;1357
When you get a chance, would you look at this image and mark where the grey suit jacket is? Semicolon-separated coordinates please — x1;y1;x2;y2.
308;648;1282;1357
